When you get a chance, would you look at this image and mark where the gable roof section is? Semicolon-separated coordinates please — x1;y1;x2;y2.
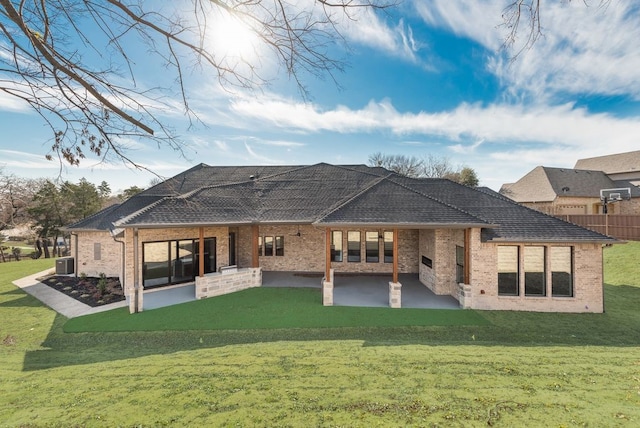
317;178;489;227
392;176;613;243
575;150;640;174
500;166;620;202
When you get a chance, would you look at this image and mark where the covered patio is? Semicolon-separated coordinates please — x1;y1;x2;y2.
262;271;460;309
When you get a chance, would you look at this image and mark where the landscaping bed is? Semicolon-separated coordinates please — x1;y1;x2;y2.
40;274;125;307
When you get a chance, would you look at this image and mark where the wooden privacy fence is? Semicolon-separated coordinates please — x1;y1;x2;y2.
555;215;640;241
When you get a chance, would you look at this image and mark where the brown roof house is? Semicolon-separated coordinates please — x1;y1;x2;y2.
575;150;640;186
500;166;640;215
67;163;616;314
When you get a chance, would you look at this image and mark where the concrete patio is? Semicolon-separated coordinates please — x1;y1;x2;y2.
262;271;460;309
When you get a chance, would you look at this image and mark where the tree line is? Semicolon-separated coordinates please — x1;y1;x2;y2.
368;153;479;186
0;169;145;259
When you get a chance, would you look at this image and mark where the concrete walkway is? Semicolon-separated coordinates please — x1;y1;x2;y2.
14;270;458;318
12;269;127;318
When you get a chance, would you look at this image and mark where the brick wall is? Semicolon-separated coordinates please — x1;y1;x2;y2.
418;228;464;296
467;233;604;313
72;231;122;279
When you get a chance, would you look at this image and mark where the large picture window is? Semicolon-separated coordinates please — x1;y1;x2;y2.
551;247;573;297
347;231;361;262
275;236;284;256
264;236;274;256
365;232;379;263
498;246;519;296
524;246;546;296
143;237;216;288
383;231;393;263
331;231;343;262
456;245;464;284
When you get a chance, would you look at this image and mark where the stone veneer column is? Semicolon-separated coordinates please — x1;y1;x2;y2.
389;281;402;308
323;269;334;306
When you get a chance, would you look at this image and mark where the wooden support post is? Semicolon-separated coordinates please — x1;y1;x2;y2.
392;228;399;284
325;228;331;281
199;226;205;277
252;224;259;268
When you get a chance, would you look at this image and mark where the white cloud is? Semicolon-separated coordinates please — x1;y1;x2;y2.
415;0;640;101
230;95;640;152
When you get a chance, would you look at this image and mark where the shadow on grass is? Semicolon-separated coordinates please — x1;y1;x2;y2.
22;284;640;371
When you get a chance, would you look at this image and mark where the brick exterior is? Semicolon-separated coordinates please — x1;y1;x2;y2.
72;231;122;279
466;227;604;313
78;223;604;313
418;229;464;295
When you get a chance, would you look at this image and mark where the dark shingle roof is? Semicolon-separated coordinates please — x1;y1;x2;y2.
70;162;615;243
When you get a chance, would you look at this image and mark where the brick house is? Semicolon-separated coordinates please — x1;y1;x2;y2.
500;166;640;215
67;163;615;313
575;150;640;186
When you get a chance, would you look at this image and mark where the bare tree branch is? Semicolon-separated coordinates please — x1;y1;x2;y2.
0;0;394;168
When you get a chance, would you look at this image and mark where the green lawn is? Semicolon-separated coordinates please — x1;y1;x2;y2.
1;244;640;426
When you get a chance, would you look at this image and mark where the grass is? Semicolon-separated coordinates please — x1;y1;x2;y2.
64;287;489;332
1;245;640;426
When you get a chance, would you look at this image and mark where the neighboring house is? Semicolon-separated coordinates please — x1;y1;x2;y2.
575;150;640;186
500;166;640;215
67;163;615;314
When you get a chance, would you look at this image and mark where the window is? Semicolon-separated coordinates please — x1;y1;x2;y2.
551;247;573;297
365;232;379;263
524;246;546;296
93;242;101;261
347;231;361;262
258;236;263;256
264;236;273;256
383;231;394;263
456;245;464;284
498;246;519;296
275;236;284;256
331;231;343;262
143;238;216;289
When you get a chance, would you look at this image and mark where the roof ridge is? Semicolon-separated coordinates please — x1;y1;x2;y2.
113;196;170;227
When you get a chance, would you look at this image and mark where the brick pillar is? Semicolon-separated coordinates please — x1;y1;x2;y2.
389;281;402;308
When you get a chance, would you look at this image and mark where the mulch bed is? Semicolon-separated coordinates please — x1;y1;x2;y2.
40;275;125;307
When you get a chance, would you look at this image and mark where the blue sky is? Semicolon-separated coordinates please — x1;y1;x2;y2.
2;0;640;192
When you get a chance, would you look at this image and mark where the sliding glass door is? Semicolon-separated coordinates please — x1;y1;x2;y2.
143;237;216;288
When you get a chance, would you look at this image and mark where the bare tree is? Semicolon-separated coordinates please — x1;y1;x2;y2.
422;154;455;178
501;0;610;58
368;152;424;178
0;168;40;229
0;0;393;169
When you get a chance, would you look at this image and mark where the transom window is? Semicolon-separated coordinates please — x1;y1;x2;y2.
258;236;284;257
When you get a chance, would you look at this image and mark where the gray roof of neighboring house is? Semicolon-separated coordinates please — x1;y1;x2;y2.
68;162;615;243
575;150;640;174
499;166;640;202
